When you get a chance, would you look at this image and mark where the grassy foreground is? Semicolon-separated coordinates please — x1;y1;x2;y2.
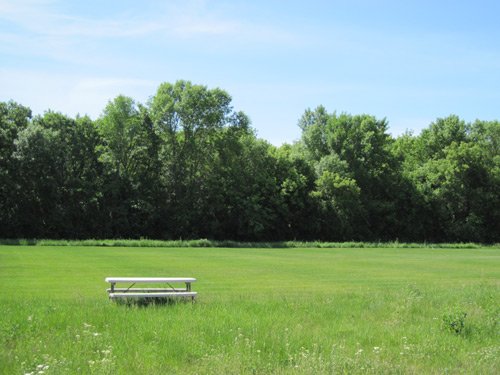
0;245;498;374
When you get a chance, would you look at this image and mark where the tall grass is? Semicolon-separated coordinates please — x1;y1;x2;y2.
1;245;499;373
0;238;496;248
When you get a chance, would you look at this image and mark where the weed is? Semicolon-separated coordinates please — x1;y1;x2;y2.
1;238;497;249
442;307;468;335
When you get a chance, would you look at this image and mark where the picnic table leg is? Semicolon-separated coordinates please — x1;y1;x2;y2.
110;282;115;293
186;282;191;292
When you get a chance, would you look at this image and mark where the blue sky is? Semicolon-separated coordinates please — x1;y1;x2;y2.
1;0;499;145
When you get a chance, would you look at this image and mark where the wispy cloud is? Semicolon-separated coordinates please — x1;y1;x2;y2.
0;0;298;41
0;0;301;73
0;0;162;37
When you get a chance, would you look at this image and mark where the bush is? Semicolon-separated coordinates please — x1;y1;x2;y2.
442;307;468;335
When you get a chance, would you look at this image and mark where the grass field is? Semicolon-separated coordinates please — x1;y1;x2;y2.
1;245;499;374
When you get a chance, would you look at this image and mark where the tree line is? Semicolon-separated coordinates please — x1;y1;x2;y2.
1;81;498;242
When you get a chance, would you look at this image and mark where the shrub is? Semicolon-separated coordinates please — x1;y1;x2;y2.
442;307;468;335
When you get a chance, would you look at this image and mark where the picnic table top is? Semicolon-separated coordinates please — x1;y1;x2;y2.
105;277;196;283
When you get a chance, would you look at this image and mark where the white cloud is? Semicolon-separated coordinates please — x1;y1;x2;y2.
0;0;163;38
0;0;300;48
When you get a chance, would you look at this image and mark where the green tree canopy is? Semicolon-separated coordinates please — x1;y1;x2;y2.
0;85;498;242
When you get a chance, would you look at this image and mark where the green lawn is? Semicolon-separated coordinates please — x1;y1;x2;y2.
1;245;499;374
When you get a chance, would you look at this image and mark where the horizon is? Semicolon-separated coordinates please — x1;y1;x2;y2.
1;0;499;145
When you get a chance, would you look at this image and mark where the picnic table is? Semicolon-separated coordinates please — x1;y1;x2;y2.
105;277;197;301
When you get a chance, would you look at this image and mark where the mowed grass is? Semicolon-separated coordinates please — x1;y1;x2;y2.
0;246;498;374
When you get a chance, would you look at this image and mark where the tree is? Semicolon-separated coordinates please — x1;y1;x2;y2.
298;108;402;240
396;116;500;242
12;112;102;238
311;154;365;239
272;143;317;240
418;115;469;159
298;105;330;161
0;101;32;237
97;96;162;237
148;81;250;239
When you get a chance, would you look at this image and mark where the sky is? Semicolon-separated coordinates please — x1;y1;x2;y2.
1;0;500;145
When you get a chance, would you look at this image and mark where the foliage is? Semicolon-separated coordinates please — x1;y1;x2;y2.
0;101;32;236
0;238;496;249
0;82;499;242
394;116;500;242
442;307;468;335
